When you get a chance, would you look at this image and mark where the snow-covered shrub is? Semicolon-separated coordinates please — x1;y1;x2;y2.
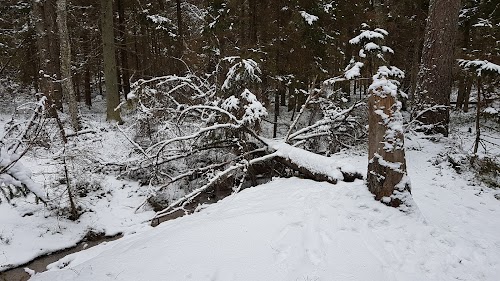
0;99;48;204
471;156;500;189
221;57;262;97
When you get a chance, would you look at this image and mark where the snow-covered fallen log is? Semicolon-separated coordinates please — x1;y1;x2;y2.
152;140;362;221
269;141;362;184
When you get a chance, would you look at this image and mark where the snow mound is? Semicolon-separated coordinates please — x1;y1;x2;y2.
31;176;500;281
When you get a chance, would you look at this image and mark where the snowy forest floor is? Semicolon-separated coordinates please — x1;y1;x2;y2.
0;92;499;280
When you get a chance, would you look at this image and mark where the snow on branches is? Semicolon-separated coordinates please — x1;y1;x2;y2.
458;59;500;76
345;25;413;210
0;99;48;204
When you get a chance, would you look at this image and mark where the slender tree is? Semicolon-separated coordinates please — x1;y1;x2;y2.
412;0;461;136
32;0;57;117
101;0;123;123
56;0;80;131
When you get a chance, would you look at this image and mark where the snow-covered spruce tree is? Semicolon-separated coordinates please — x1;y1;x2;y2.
346;26;412;209
219;56;265;132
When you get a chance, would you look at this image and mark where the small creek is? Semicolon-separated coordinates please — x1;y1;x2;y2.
0;233;121;281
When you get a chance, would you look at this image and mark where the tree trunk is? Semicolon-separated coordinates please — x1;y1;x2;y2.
175;0;184;74
84;66;92;108
32;0;57;117
456;74;466;109
456;20;471;111
42;0;63;110
367;80;411;208
101;0;123;123
117;0;131;97
74;72;81;102
412;0;461;136
273;89;279;138
473;78;481;154
463;76;472;112
56;0;80;131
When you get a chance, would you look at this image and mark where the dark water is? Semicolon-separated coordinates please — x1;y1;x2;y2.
0;233;121;281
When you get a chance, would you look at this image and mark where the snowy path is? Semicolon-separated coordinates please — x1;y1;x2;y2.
29;137;500;281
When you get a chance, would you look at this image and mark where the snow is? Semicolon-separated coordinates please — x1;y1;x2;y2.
241;89;267;124
364;42;379;51
1;84;499;281
0;177;154;271
221;58;261;91
269;140;353;182
458;59;500;76
0;148;47;202
349;30;385;45
299;11;318;25
220;95;239;111
484;107;498;114
344;61;364;79
0;113;498;281
30;138;500;281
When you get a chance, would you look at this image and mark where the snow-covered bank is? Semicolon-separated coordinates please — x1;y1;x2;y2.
0;177;154;272
30;141;500;281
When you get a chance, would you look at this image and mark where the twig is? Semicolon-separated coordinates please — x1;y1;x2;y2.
285;78;318;143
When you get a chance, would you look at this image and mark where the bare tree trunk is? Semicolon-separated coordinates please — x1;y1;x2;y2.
273;89;279;138
32;0;57;117
43;0;63;110
473;78;481;154
412;0;461;136
101;0;123;123
57;0;80;131
175;0;184;74
456;20;471;111
117;0;130;97
463;77;472;112
456;74;466;109
84;66;92;108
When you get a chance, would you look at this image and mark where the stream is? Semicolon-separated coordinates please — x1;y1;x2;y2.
0;233;121;281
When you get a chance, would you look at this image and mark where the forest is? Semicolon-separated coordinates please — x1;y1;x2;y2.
0;0;499;280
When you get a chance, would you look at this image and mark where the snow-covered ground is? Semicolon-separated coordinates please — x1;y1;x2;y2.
0;175;154;271
0;99;156;272
0;88;499;280
27;136;500;281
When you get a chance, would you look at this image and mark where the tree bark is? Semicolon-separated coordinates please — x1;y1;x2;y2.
32;0;57;117
367;82;411;208
117;0;130;97
43;0;63;110
84;66;92;108
412;0;461;136
57;0;80;131
175;0;184;74
463;76;472;112
473;78;481;154
101;0;123;123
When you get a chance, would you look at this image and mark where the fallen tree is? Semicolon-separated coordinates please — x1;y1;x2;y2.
121;57;365;222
